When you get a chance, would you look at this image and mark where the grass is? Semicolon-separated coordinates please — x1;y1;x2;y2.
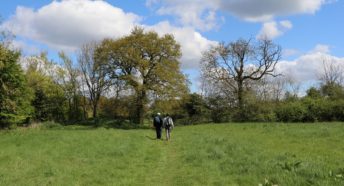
1;123;344;185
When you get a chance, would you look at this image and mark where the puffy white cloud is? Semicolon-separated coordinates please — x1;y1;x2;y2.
146;21;217;68
1;0;215;68
276;45;344;83
2;0;141;51
147;0;330;29
311;44;330;53
257;20;293;40
220;0;328;22
1;0;217;69
147;0;221;31
282;49;300;58
280;20;293;29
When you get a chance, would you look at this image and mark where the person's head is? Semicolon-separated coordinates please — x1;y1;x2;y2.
166;113;170;117
157;112;161;116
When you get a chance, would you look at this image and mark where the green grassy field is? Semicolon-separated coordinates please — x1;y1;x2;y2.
1;123;344;186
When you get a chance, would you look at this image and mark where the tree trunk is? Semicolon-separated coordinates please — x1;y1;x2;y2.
83;96;87;120
68;98;72;120
134;89;146;125
235;79;245;122
237;80;243;110
92;102;97;119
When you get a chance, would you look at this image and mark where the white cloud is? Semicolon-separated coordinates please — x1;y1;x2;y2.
276;45;344;83
257;20;293;40
2;0;141;51
282;49;300;58
1;0;216;70
280;20;293;29
220;0;328;22
146;0;221;31
146;21;217;68
147;0;330;30
311;44;330;53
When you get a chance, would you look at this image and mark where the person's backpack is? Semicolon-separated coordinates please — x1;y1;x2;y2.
165;117;172;128
154;116;160;126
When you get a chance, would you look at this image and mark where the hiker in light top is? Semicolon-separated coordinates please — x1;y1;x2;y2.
163;114;174;141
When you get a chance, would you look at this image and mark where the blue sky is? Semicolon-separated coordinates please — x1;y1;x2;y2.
1;0;343;92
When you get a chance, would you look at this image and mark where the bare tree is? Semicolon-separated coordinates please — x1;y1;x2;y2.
58;51;82;120
319;59;343;85
318;58;344;98
201;38;281;110
78;42;113;120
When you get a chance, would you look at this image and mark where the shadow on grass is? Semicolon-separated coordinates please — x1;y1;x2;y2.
145;135;156;140
63;119;153;130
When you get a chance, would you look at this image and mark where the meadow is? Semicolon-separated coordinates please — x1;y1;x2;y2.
1;123;344;186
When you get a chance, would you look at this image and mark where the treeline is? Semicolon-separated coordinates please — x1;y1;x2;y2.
1;28;189;128
1;28;344;129
179;86;344;124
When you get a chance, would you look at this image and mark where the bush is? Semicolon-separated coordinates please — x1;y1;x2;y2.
0;113;29;129
41;121;63;129
331;100;344;121
276;101;307;122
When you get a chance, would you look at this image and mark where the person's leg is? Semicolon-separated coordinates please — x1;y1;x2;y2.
166;128;170;140
156;128;161;139
168;129;171;140
165;128;168;140
157;127;162;139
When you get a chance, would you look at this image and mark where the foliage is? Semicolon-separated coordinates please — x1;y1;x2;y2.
99;27;188;124
58;52;84;122
206;95;232;123
25;55;67;122
275;101;307;122
170;93;210;125
0;44;33;128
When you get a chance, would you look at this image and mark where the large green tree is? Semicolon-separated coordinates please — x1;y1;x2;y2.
0;44;33;128
99;28;188;124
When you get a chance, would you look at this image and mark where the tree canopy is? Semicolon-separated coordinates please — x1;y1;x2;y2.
98;28;188;124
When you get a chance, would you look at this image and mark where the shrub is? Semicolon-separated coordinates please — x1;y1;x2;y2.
275;101;307;122
41;121;63;129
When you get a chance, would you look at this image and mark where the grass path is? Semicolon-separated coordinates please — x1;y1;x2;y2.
1;123;344;185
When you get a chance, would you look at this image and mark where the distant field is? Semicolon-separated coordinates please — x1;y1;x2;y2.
1;123;344;185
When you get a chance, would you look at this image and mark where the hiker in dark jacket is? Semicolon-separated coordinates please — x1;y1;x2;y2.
163;114;174;141
153;113;163;139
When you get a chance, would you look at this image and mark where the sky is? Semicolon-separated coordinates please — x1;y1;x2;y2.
1;0;344;93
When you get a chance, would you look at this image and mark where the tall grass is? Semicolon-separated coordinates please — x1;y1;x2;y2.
0;123;343;185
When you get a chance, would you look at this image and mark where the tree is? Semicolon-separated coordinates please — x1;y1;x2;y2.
0;44;33;128
320;59;343;86
58;52;84;121
78;42;113;121
0;17;14;48
306;87;321;99
99;28;188;124
319;59;344;99
24;53;66;122
182;93;210;124
201;38;281;113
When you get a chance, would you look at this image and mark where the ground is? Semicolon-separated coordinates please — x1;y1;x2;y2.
1;123;344;185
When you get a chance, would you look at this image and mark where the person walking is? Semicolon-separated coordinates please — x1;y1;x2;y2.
153;113;163;139
163;114;174;141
